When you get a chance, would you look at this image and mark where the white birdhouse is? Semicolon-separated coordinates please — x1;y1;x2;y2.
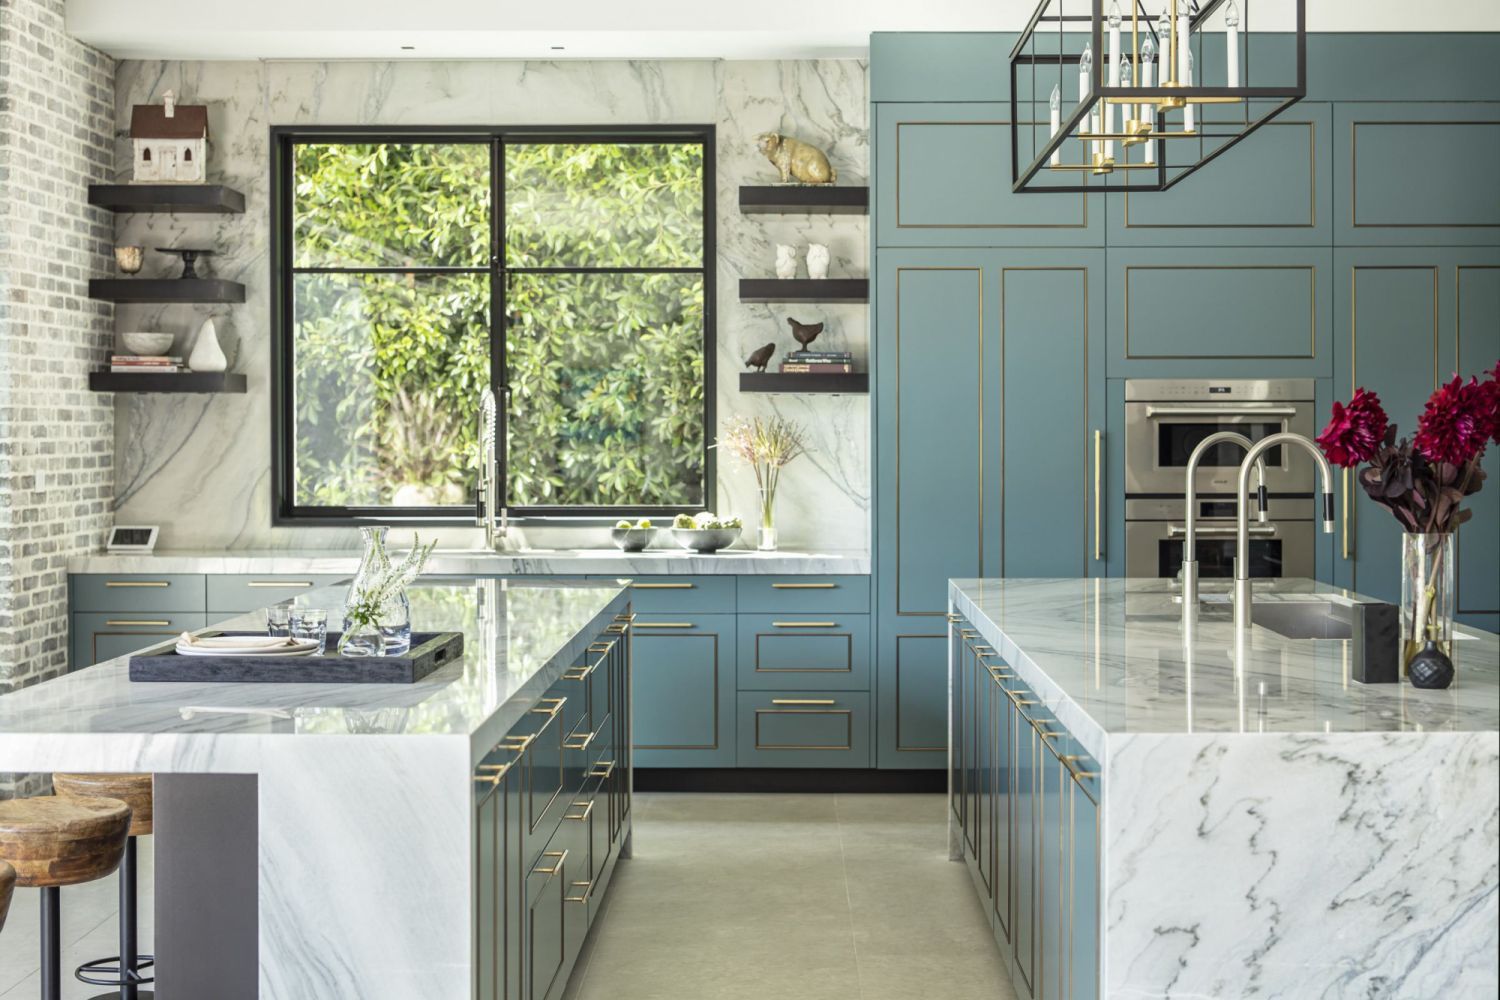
130;90;208;184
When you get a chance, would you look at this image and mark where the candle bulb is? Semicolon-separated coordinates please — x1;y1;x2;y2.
1140;35;1156;163
1225;0;1240;87
1079;44;1094;156
1049;84;1061;166
1184;49;1195;132
1120;54;1135;137
1106;0;1122;159
1176;0;1191;90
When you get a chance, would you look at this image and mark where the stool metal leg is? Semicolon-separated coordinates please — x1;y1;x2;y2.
40;886;61;1000
76;835;155;1000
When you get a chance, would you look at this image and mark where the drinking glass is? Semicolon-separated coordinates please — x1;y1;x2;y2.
266;605;292;637
291;608;329;655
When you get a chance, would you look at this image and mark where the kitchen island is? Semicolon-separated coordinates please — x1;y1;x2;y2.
0;578;633;1000
948;577;1499;1000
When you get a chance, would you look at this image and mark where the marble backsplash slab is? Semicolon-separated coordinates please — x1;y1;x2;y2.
110;58;870;553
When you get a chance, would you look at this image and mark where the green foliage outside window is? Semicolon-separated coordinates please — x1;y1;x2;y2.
289;138;707;511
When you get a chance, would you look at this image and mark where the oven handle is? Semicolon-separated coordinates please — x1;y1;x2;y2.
1167;524;1279;537
1143;405;1300;419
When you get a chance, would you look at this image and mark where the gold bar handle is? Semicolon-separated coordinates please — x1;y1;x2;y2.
1093;429;1104;562
959;629;979;638
945;613;962;623
1061;755;1099;782
632;622;694;629
248;581;312;588
771;582;836;589
105;581;168;588
772;621;838;628
565;880;592;903
1342;467;1352;560
475;761;514;783
562;667;589;681
533;850;568;876
564;800;595;822
530;697;566;718
606;623;629;633
105;619;171;627
614;613;637;622
499;734;534;752
771;698;836;706
631;582;695;589
564;729;596;751
587;641;614;652
589;760;616;779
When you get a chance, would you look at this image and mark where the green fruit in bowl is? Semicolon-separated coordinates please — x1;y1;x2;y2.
636;518;652;529
615;519;632;530
673;513;695;529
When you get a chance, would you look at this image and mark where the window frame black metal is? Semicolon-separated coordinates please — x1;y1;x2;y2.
1009;0;1305;194
268;123;718;526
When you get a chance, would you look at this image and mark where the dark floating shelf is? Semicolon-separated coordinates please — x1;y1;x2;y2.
739;185;869;215
89;371;248;394
740;372;868;395
739;278;868;303
89;278;246;304
88;184;246;214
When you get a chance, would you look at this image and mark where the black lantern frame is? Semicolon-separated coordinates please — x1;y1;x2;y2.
1010;0;1305;193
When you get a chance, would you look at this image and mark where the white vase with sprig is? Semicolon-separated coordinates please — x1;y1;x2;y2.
340;527;436;657
722;415;807;552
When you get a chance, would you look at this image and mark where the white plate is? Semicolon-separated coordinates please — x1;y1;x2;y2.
175;642;320;658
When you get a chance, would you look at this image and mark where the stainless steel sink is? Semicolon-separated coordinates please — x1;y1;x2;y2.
1251;601;1353;640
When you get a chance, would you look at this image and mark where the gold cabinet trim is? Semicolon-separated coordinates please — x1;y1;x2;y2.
632;631;721;751
1351;120;1500;229
1123;263;1318;360
894;633;946;752
895;120;1090;230
753;707;855;751
753;631;854;673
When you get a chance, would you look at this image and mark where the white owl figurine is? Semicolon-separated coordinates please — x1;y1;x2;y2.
775;244;798;280
806;243;830;280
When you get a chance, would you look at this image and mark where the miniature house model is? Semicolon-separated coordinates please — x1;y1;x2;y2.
130;91;207;183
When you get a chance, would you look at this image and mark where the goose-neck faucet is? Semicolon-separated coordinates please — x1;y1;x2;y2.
475;387;509;550
1232;432;1335;634
1181;432;1266;607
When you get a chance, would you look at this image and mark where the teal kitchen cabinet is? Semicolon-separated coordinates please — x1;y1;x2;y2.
70;573;208;669
1104;104;1333;247
630;614;736;767
875;103;1104;248
734;691;872;768
735;613;871;691
1104;246;1334;379
1331;248;1499;615
71;574;206;614
1334;103;1500;247
71;611;207;669
205;574;349;614
734;575;870;614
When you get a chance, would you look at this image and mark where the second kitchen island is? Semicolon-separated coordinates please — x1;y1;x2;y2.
0;578;633;1000
948;577;1499;1000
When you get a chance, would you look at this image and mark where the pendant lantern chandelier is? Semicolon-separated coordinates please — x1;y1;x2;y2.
1010;0;1305;192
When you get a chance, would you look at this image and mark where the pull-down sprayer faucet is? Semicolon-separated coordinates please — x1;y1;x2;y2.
1181;432;1267;607
475;387;509;550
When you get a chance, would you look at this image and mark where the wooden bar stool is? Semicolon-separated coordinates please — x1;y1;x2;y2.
0;859;15;932
54;774;156;1000
0;796;132;1000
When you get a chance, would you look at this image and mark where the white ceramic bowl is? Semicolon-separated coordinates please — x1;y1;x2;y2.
121;331;175;356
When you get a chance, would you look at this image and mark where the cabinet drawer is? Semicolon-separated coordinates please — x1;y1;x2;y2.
735;614;871;691
72;574;206;613
632;613;736;768
612;576;734;613
736;692;871;768
735;576;870;613
206;574;348;614
71;612;207;669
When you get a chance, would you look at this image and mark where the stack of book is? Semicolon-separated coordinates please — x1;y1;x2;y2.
110;355;183;373
779;350;854;374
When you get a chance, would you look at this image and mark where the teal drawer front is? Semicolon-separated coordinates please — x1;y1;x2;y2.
609;577;735;614
735;614;871;691
206;574;348;614
71;574;206;613
71;612;206;669
736;692;872;768
735;576;870;614
631;614;736;767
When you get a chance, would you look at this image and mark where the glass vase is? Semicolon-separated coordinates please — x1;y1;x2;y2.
1401;532;1455;670
758;488;778;552
340;526;414;657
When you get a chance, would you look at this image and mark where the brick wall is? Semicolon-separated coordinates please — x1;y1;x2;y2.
0;0;116;794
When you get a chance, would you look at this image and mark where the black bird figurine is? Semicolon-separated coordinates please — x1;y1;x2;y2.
787;317;824;350
745;342;776;372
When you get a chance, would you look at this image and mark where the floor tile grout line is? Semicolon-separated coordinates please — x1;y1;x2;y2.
833;793;869;1000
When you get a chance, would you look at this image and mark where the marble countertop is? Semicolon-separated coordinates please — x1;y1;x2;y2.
67;547;870;576
0;579;626;756
951;578;1500;761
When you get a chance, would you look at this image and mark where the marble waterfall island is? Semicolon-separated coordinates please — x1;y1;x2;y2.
0;579;634;1000
948;578;1499;1000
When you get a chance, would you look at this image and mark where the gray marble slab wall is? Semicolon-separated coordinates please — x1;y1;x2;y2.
110;59;870;553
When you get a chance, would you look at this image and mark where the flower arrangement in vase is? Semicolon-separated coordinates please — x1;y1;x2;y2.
721;415;806;551
340;527;437;657
1315;362;1499;684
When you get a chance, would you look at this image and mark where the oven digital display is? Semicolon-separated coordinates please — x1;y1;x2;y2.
1157;421;1283;467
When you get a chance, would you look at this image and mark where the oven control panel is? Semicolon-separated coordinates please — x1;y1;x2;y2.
1124;378;1316;402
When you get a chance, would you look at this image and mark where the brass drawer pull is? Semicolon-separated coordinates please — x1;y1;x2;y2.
533;850;568;876
499;734;533;752
631;582;695;589
105;619;171;627
248;581;312;588
772;621;838;628
564;800;595;822
562;667;589;681
587;641;614;652
959;629;978;638
946;613;962;622
530;697;566;718
632;622;694;629
105;581;168;588
589;760;616;779
606;623;629;633
475;761;514;783
565;880;592;903
614;612;637;622
972;645;995;653
564;730;596;751
771;582;836;589
1061;755;1099;782
1014;699;1039;706
771;698;836;706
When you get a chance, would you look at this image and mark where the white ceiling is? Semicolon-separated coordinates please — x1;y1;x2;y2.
68;0;1500;61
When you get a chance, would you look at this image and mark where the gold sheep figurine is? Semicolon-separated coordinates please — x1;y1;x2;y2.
756;132;838;185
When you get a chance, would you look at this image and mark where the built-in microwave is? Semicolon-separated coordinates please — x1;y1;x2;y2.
1124;497;1317;581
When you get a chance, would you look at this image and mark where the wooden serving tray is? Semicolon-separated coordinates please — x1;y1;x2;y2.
128;630;465;684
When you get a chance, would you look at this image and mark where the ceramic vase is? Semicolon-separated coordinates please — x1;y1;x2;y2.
188;317;227;372
1401;532;1455;672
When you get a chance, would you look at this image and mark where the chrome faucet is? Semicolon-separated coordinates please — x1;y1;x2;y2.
1232;432;1335;634
475;387;509;550
1181;432;1266;607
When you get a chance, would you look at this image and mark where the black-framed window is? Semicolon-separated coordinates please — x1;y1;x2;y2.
270;125;716;524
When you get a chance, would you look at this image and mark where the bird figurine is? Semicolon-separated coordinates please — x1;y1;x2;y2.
745;342;776;372
786;317;824;350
